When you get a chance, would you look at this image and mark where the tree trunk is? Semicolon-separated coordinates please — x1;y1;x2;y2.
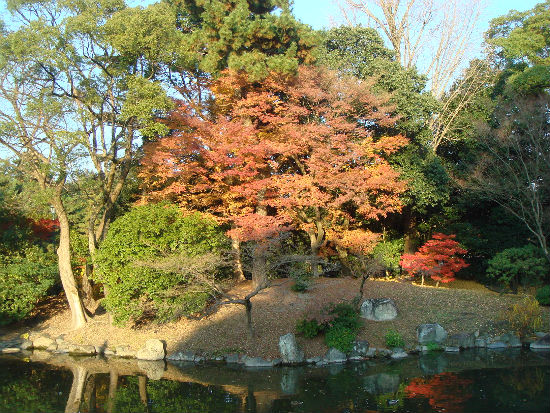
65;366;88;413
53;199;88;329
251;245;267;289
402;206;418;254
245;299;254;339
336;246;353;277
231;237;246;281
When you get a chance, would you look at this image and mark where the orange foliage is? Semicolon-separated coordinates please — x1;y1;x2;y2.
400;233;469;283
406;372;473;413
140;66;407;252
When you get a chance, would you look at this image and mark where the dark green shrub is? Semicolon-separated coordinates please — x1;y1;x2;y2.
296;318;322;338
385;329;405;348
535;285;550;306
326;302;361;332
95;203;229;325
325;325;356;353
0;246;58;325
486;245;549;291
291;277;310;293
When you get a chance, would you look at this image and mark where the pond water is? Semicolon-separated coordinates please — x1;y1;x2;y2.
0;349;549;413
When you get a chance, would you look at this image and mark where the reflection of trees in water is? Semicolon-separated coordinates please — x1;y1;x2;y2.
405;372;473;413
0;360;71;412
500;367;546;397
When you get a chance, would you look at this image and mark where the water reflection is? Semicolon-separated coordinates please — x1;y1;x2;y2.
0;349;548;413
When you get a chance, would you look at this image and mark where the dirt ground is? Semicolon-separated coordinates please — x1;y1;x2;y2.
1;277;548;359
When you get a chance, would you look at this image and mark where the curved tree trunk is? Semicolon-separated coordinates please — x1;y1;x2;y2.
53;197;88;329
231;237;246;281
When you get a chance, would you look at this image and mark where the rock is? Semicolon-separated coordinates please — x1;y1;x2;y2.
349;340;369;360
242;356;274;368
225;353;241;364
278;333;304;364
113;346;135;358
138;360;165;380
1;348;21;354
166;351;197;362
530;333;550;350
306;356;322;364
487;341;507;349
535;331;548;338
378;348;392;357
363;373;400;395
360;298;398;321
446;332;475;349
390;348;408;359
69;345;96;355
324;348;347;363
366;347;377;357
46;343;58;352
475;338;487;348
104;348;116;356
500;333;522;348
33;335;55;349
417;323;448;344
444;346;460;352
136;339;165;361
19;340;33;350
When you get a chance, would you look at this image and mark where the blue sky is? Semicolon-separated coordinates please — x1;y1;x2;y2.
290;0;542;31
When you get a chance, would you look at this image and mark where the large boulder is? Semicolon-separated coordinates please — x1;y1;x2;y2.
360;298;398;321
136;339;165;361
279;333;304;364
417;323;447;344
324;348;347;363
32;334;55;349
530;333;550;350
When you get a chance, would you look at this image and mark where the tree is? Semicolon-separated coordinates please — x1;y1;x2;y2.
470;97;550;264
0;0;173;327
141;66;408;279
337;0;485;99
485;0;550;97
400;233;468;285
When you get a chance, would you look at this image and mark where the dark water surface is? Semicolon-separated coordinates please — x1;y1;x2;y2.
0;349;549;413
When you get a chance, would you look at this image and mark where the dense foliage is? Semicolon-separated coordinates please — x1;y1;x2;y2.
486;245;550;292
0;0;548;330
95;203;228;324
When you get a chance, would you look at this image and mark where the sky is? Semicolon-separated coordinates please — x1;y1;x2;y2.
290;0;543;31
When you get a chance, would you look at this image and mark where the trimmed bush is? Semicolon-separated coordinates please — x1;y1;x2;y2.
487;245;549;291
95;203;228;325
296;318;322;338
535;285;550;306
373;238;404;276
385;329;405;348
325;325;356;353
0;246;58;325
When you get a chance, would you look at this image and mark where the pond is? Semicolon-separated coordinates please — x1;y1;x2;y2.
0;349;549;413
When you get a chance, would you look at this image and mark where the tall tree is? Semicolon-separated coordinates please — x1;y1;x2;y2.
0;0;172;327
141;66;408;279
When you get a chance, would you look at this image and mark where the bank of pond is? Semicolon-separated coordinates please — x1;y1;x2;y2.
0;348;549;413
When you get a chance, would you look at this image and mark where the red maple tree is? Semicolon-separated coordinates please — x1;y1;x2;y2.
140;66;408;279
400;233;469;286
